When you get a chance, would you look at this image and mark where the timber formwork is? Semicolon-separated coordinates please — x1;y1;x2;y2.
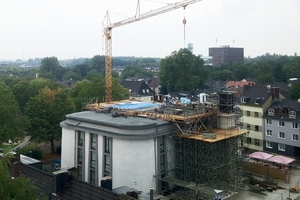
84;91;247;199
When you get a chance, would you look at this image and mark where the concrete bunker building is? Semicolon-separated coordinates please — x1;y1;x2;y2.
60;91;248;199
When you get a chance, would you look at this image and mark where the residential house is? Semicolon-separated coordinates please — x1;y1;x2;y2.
239;85;289;151
263;99;300;157
121;79;155;101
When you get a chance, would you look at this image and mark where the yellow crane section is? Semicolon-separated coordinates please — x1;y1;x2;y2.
103;0;202;102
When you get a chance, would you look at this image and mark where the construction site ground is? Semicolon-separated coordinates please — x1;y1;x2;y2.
225;167;300;200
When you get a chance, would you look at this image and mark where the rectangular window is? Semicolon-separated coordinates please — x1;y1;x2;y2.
246;111;250;116
77;148;83;164
246;137;251;144
292;134;299;141
105;137;111;153
78;131;84;146
279;120;285;127
89;170;96;185
254;112;259;118
266;118;272;125
279;132;285;139
160;136;165;152
254;139;260;146
247;124;250;130
292;122;299;129
160;154;165;172
91;133;97;149
266;141;273;149
278;144;285;151
103;136;112;177
104;155;111;176
90;151;96;168
266;130;272;137
78;166;82;181
255;125;259;132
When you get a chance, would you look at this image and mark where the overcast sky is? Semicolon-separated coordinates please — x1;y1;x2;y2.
1;0;299;61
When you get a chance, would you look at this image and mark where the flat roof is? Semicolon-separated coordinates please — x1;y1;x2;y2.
66;111;169;127
174;128;248;143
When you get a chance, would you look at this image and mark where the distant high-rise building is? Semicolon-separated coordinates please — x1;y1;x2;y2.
209;45;244;66
187;43;193;53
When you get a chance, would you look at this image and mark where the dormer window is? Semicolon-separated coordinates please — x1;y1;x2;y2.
289;110;296;119
241;97;246;103
268;108;274;116
255;97;262;104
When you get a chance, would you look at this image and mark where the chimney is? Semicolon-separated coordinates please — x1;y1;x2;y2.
52;170;68;193
271;87;279;99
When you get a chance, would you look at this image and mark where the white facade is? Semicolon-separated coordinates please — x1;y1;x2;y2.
60;111;173;193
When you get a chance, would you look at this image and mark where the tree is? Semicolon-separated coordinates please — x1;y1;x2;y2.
40;57;64;80
290;80;300;99
211;70;234;81
11;79;35;114
120;66;154;81
25;87;75;154
159;48;209;92
257;73;275;84
90;55;105;75
0;82;29;144
0;156;39;200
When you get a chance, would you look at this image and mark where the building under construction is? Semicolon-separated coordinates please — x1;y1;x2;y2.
83;90;248;199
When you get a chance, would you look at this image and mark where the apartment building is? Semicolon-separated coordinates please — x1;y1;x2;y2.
263;99;300;157
60;109;174;194
239;86;288;151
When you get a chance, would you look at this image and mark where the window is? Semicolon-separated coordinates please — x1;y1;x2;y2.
160;154;165;172
292;134;299;141
254;139;260;146
279;120;285;127
255;112;259;118
91;133;97;149
77;148;83;164
146;89;150;93
266;118;272;125
266;141;273;149
255;125;259;132
89;170;96;185
103;136;112;177
268;108;274;116
105;137;111;153
279;132;285;139
78;166;82;181
292;122;298;129
246;137;251;144
142;89;145;93
77;131;85;181
289;110;296;119
159;136;165;152
104;155;111;176
78;131;84;146
278;144;285;151
90;151;96;168
247;124;250;130
266;130;272;137
246;111;250;116
241;97;246;103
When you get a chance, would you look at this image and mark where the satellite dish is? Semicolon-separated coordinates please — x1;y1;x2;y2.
267;85;271;89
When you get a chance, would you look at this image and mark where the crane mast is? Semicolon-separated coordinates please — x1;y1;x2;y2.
104;0;201;102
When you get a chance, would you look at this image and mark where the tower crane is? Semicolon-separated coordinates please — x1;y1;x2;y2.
103;0;201;102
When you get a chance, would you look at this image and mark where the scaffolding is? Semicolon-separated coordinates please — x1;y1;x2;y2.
84;90;248;199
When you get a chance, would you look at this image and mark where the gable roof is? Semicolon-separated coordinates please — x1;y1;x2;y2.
263;99;300;121
240;85;270;105
121;80;155;95
15;162;134;200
